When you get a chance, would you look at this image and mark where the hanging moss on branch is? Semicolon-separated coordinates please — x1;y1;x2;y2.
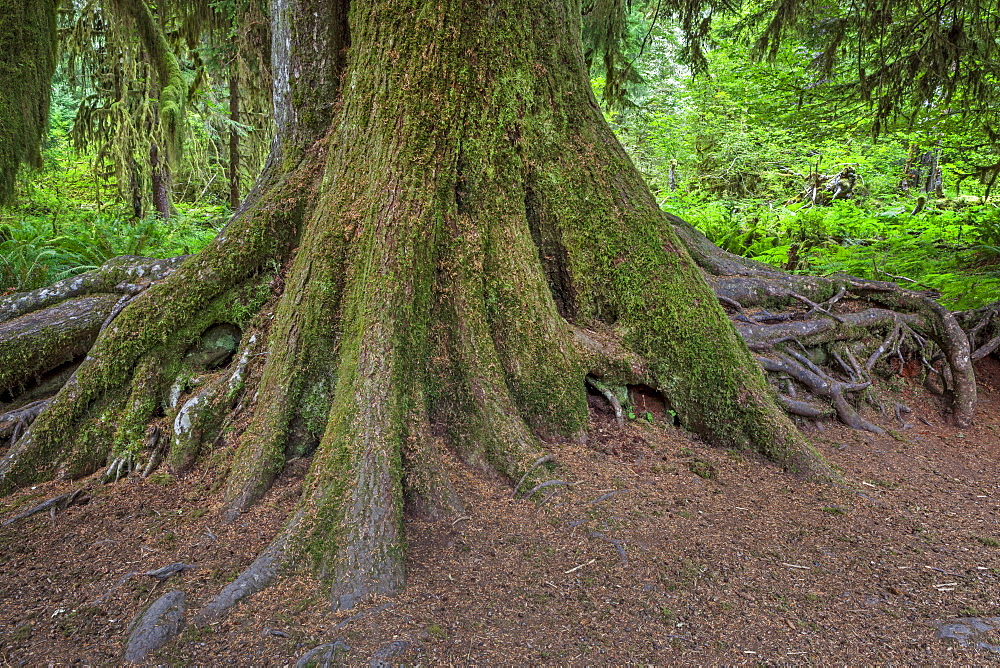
106;0;186;167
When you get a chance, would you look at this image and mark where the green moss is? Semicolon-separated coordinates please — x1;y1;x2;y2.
112;0;185;166
0;0;57;203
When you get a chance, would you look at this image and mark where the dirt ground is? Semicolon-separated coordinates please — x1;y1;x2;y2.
4;361;1000;665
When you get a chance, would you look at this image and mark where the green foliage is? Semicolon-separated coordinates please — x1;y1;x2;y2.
0;210;221;294
0;150;223;294
675;196;1000;309
594;11;1000;313
1;65;226;295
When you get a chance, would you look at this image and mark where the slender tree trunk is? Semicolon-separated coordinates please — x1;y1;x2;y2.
129;156;143;219
228;73;241;210
149;143;171;220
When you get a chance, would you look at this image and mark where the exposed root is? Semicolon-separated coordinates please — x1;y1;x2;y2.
958;302;1000;361
757;353;882;433
141;426;167;478
2;487;89;526
585;376;624;426
776;395;836;419
519;479;571;499
0;294;121;396
589;531;628;567
0;399;49;445
193;521;294;626
671;218;986;431
103;455;135;483
0;256;185;324
144;562;197;580
513;454;555;498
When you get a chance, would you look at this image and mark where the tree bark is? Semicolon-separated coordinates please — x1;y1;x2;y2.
149;143;171;220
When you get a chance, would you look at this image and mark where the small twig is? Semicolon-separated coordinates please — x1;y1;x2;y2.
780;562;810;570
873;266;940;294
564;558;596;574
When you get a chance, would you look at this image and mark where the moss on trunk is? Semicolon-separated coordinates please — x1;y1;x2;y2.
0;0;57;203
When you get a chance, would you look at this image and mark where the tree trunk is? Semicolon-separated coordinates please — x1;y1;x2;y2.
149;143;171;220
1;0;825;621
228;72;241;210
0;0;57;203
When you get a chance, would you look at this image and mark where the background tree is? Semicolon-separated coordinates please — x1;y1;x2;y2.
0;0;57;205
64;0;271;219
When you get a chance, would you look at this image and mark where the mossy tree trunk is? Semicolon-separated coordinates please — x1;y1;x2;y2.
0;0;823;614
0;0;57;204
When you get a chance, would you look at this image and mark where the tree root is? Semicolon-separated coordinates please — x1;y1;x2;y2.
585;376;624;426
193;522;293;626
589;531;628;567
513;455;555;497
2;487;89;526
0;256;185;324
141;426;167;478
102;456;135;483
519;479;571;499
958;302;1000;361
671;219;987;431
0;399;49;445
757;354;882;433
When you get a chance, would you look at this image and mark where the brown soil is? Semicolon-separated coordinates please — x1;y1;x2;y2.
4;361;1000;665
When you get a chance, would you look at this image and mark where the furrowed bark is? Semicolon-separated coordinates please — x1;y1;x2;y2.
222;0;350;518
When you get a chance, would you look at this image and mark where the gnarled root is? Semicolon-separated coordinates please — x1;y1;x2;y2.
673;217;980;430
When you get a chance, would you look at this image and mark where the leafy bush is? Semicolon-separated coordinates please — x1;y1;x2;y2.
0;210;223;294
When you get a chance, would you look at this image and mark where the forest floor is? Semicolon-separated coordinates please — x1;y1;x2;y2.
3;362;1000;665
